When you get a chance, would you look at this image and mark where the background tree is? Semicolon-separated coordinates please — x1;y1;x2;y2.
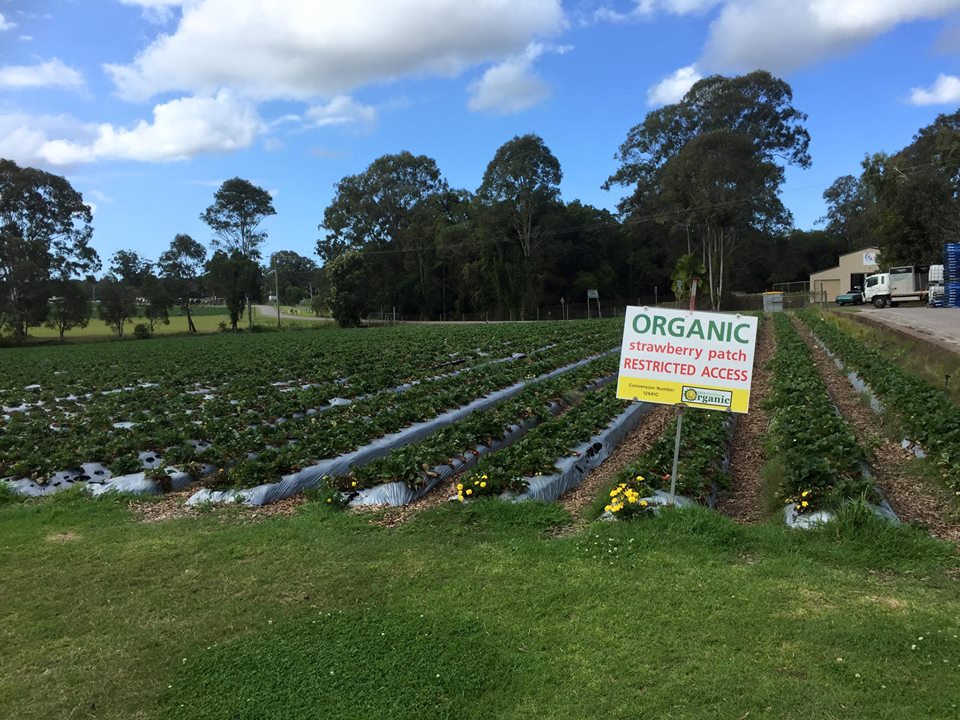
671;253;707;305
857;111;960;266
319;152;450;316
604;71;809;308
660;130;790;308
0;159;98;341
201;178;275;327
97;278;136;337
141;276;174;332
477;134;562;318
44;279;91;341
820;174;872;252
269;250;319;306
327;250;370;327
157;233;207;333
205;250;261;332
108;250;153;294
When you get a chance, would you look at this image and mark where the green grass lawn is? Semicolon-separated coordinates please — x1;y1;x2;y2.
22;306;328;342
1;490;957;720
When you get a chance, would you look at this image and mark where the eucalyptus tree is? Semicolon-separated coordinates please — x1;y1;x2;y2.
0;159;98;341
158;233;207;333
604;71;809;308
44;279;91;341
319;151;450;315
476;134;563;318
201;178;275;327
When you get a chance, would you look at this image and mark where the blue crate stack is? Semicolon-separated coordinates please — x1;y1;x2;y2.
946;242;960;308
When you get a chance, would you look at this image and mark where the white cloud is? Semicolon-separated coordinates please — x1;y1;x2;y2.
0;113;85;167
594;1;960;72
19;35;32;42
0;91;262;166
305;96;377;131
700;0;960;73
647;64;703;106
0;59;84;90
263;137;285;152
105;0;566;101
467;43;569;115
87;189;114;204
0;11;16;31
908;73;960;104
118;0;188;24
592;0;721;23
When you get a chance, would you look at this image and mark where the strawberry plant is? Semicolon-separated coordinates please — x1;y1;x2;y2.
767;314;873;512
799;309;960;492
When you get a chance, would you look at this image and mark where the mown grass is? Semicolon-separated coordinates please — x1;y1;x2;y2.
1;490;957;720
19;305;326;343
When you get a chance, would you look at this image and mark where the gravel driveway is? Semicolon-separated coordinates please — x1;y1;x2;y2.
847;306;960;355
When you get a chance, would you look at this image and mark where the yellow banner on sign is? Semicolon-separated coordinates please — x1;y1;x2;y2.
617;376;750;414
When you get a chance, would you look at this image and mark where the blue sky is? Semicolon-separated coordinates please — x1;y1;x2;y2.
2;0;960;268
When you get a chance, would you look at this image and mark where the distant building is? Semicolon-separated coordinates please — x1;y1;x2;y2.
809;247;879;302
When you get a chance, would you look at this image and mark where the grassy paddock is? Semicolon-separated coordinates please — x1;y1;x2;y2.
17;306;330;343
0;491;957;720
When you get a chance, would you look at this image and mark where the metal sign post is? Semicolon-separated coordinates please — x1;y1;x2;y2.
560;296;565;320
587;289;600;319
668;404;685;505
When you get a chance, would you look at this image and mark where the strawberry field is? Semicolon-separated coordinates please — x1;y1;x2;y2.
3;312;958;528
0;321;627;501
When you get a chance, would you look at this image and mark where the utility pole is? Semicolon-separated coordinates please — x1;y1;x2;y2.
273;254;280;328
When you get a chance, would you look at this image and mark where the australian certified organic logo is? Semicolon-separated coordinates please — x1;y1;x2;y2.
682;386;732;408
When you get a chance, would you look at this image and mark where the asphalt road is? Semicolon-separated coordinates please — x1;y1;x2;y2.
849;306;960;355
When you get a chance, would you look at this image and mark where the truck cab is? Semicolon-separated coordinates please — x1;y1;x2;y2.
863;265;944;308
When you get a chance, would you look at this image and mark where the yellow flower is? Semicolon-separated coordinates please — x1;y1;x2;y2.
466;488;473;495
640;500;648;507
801;490;809;497
610;490;618;497
481;474;488;480
634;475;644;482
604;505;613;513
350;481;357;487
801;500;809;508
326;498;332;503
474;480;479;485
456;483;463;490
479;481;486;488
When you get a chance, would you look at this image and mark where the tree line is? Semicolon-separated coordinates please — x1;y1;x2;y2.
2;70;956;339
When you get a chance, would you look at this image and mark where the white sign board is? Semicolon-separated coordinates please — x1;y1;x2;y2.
587;289;599;299
616;306;758;414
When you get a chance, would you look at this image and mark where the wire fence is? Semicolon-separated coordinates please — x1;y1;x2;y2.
364;290;829;324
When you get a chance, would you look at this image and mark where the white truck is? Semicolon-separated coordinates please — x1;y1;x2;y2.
863;265;944;308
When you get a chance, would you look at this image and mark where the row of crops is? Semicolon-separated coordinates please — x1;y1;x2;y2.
766;314;875;519
798;309;960;492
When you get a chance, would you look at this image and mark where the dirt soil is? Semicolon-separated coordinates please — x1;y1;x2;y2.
715;318;776;524
793;317;960;546
130;490;307;523
557;403;676;522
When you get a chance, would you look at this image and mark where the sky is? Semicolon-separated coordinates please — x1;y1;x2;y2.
2;0;960;269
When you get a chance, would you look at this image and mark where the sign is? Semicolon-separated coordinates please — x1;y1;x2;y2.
675;279;683;294
616;306;758;413
863;251;877;266
587;289;599;299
